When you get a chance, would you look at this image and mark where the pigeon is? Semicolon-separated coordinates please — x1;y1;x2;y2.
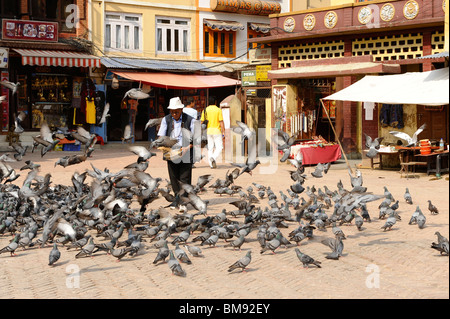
145;117;163;131
55;153;91;168
331;222;346;239
75;237;96;258
364;134;383;158
311;163;330;178
93;238;117;254
274;129;296;162
260;232;282;254
224;234;245;251
20;160;41;171
416;211;427;229
168;250;186;277
174;243;192;264
184;244;204;258
150;135;179;149
123;88;150;100
200;234;219;248
99;102;110;124
428;200;439;215
14;111;27;134
431;232;449;256
389;123;426;147
354;214;364;231
129;145;156;163
321;234;345;260
228;251;252;273
110;247;133;262
0;234;20;256
171;226;192;245
231;121;256;142
0;80;20;95
122;125;134;143
381;211;399;231
11;143;28;161
295;248;321;268
48;243;61;266
290;182;305;194
194;174;214;193
153;241;170;264
349;168;363;188
404;188;413;205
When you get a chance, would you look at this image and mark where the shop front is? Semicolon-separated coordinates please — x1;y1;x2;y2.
103;69;240;143
9;49;101;134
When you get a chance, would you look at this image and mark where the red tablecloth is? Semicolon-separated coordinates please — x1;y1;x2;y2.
291;144;342;165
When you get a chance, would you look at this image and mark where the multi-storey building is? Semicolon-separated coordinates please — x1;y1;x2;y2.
251;0;448;160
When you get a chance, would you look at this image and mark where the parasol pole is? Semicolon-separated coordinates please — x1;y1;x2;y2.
320;99;353;175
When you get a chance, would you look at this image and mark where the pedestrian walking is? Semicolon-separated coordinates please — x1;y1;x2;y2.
201;96;225;169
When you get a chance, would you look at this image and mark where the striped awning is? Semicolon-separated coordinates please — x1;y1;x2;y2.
13;49;101;68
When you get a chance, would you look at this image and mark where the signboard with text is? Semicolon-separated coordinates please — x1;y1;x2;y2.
241;70;257;86
2;19;58;42
211;0;281;16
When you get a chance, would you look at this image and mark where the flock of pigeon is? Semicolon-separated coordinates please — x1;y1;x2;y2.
0;118;447;282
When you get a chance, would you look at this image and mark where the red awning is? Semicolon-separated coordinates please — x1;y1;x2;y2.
13;49;101;68
112;71;240;89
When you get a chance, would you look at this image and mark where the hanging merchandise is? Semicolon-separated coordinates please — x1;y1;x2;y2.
85;97;96;124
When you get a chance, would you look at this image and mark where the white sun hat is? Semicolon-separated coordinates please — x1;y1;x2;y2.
167;97;185;110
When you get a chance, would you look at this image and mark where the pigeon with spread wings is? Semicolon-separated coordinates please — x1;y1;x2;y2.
389;123;426;147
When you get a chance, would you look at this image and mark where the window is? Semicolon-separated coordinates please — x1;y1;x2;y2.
29;0;76;33
204;26;236;58
156;17;190;55
105;12;142;52
0;0;20;19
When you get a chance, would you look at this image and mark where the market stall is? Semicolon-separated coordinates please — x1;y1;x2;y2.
289;137;341;165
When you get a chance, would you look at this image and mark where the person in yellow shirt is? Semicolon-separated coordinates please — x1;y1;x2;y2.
201;96;225;168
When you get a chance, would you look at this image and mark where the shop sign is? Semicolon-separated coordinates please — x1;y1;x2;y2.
256;65;271;81
249;48;272;64
246;89;257;96
242;70;257;86
0;48;8;68
211;0;282;16
2;19;58;42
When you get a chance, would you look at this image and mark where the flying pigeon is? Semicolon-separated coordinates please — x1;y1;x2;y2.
231;121;256;142
129;145;156;163
14;111;27;133
144;117;163;131
122;125;134;143
389;123;426;147
228;251;252;273
0;80;20;95
123;88;150;100
321;234;345;260
99;102;110;124
364;133;383;158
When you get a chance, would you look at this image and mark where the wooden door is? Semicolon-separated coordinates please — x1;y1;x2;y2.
416;105;448;143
